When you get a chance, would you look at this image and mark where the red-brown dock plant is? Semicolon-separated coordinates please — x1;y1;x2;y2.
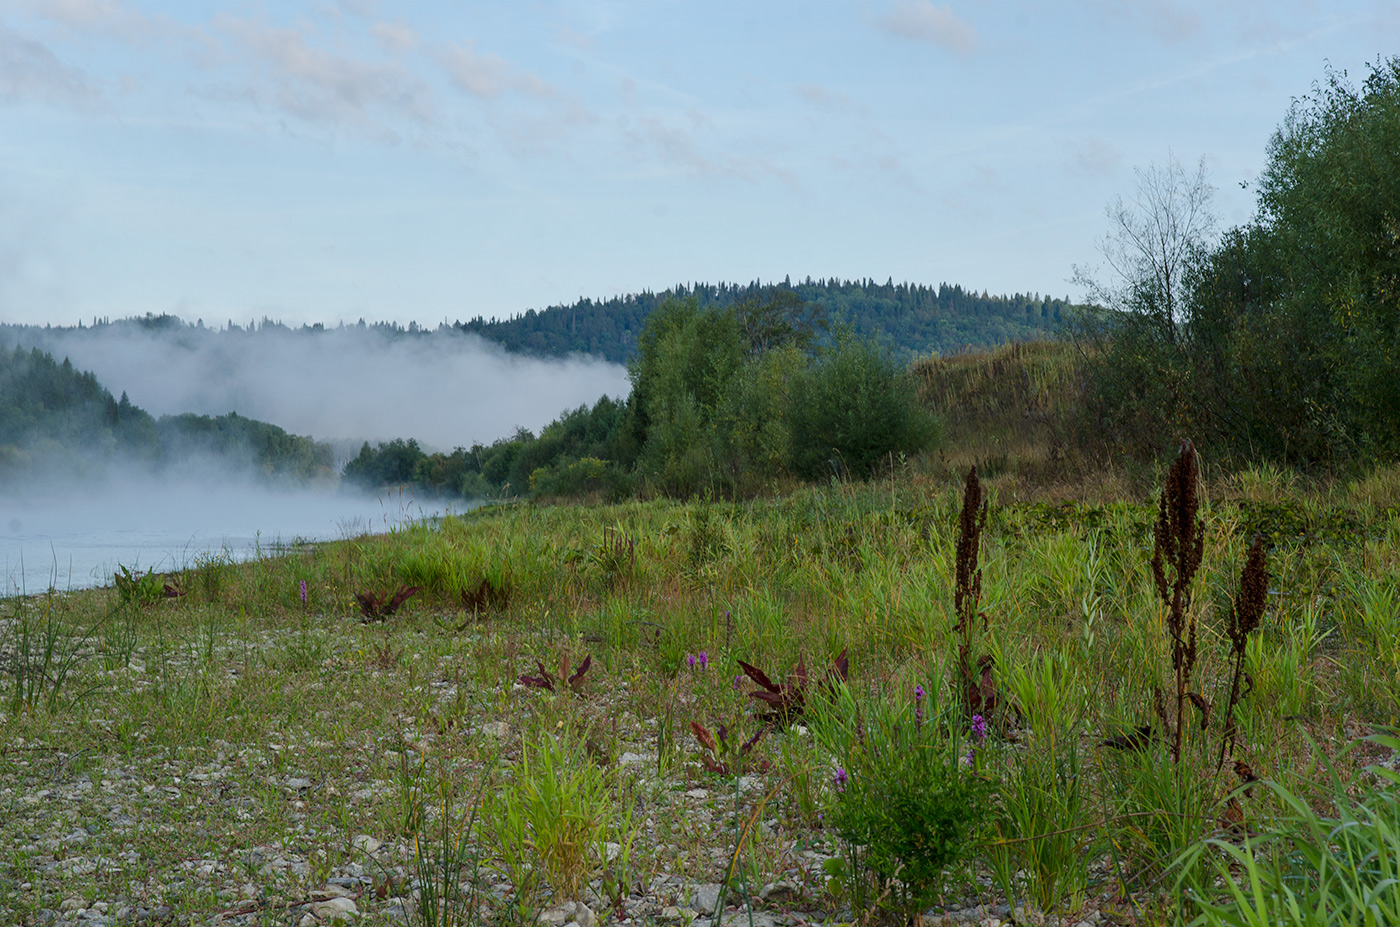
952;466;998;719
355;584;420;622
1152;439;1205;765
1217;535;1269;771
518;653;593;697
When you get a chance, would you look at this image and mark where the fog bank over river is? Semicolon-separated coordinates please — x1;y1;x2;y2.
1;477;451;595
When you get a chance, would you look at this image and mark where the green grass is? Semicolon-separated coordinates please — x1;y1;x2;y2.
1;476;1398;924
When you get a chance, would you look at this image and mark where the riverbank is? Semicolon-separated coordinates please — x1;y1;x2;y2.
3;478;1398;925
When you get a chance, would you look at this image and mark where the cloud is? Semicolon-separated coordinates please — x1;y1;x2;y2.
1069;135;1123;176
795;83;867;117
28;0;205;49
370;20;417;55
3;323;632;452
876;2;976;53
436;39;554;100
0;24;97;105
214;14;436;136
1086;0;1204;44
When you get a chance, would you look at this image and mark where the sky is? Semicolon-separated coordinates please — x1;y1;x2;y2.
0;0;1395;329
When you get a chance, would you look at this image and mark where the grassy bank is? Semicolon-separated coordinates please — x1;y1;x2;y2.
3;468;1399;925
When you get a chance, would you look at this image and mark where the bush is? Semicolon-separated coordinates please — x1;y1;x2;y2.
788;331;941;480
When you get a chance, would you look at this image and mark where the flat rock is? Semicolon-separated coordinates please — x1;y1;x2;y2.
690;883;723;915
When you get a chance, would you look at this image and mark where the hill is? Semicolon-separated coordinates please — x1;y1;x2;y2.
0;345;333;485
455;278;1071;363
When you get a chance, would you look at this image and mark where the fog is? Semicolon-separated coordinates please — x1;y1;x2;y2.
1;474;449;594
5;322;631;451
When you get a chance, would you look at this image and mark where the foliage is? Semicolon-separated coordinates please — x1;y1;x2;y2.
488;732;628;905
0;343;331;485
737;649;848;726
517;654;593;697
354;584;419;621
1;592;104;715
453;278;1069;364
787;329;940;481
1178;733;1400;926
812;682;992;922
1078;57;1400;467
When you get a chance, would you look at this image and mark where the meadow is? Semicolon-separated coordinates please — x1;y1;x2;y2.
3;448;1400;927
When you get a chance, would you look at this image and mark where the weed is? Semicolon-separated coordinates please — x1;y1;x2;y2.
736;649;849;726
518;653;593;697
355;585;420;621
1;592;103;714
114;564;165;608
489;731;627;906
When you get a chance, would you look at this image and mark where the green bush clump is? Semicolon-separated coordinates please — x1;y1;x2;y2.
812;683;991;921
788;330;940;482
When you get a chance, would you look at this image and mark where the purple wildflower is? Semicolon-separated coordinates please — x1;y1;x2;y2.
697;651;708;669
833;767;849;793
971;713;987;742
686;653;696;669
915;684;925;730
299;580;307;604
733;674;744;691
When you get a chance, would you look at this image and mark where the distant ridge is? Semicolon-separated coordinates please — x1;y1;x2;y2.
456;278;1073;363
1;277;1073;367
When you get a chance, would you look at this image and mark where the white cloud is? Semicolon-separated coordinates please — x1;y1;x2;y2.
795;83;867;116
0;24;97;105
370;20;417;56
436;39;553;100
876;1;976;53
214;14;436;137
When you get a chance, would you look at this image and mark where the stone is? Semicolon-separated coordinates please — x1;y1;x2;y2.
310;896;359;921
352;834;382;854
685;788;709;799
285;777;314;791
758;880;800;904
537;900;577;926
690;883;723;915
480;721;511;738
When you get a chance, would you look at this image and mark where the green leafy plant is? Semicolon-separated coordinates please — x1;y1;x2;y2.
489;731;628;907
1177;733;1400;926
810;682;991;922
114;564;165;607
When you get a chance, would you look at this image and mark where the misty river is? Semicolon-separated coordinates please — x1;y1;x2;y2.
0;480;451;595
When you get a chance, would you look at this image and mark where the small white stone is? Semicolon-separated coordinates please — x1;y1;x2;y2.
311;896;359;921
352;834;382;854
480;721;511;738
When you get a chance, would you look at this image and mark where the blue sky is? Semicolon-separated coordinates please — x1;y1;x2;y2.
1;0;1394;329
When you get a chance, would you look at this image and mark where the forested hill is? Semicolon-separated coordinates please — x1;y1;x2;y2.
456;279;1072;363
0;345;332;484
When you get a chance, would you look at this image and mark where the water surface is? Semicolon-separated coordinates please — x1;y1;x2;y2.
1;481;447;595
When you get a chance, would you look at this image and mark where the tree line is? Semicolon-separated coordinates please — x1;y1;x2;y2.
1078;57;1400;470
0;345;333;484
345;292;938;500
455;278;1069;363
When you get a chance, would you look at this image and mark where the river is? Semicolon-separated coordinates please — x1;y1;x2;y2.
0;480;450;595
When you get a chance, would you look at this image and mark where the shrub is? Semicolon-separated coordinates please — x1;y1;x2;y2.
787;330;940;481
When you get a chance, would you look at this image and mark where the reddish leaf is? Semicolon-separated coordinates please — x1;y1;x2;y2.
738;660;780;693
830;648;850;684
568;654;593;694
690;721;718;754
